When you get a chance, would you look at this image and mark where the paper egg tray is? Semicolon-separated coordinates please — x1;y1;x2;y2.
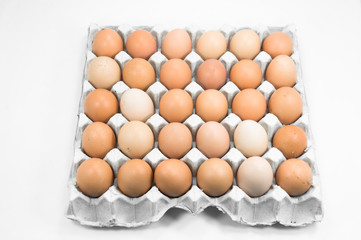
66;24;323;227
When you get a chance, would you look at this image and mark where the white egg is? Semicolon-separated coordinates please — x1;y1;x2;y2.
234;120;268;157
120;88;154;122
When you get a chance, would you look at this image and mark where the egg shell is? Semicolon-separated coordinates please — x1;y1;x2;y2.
273;125;307;159
196;59;227;90
84;89;118;123
117;159;153;198
268;87;303;124
92;28;123;58
154;159;192;198
266;55;297;89
159;59;192;90
81;122;116;159
232;89;266;121
230;29;261;60
122;58;155;91
197;158;233;197
120;88;154;122
125;30;157;60
276;158;313;197
159;89;193;122
196;121;230;158
234;120;268;157
161;29;192;59
117;121;154;159
196;89;228;122
236;156;273;197
87;56;121;90
158;123;193;159
196;31;227;60
230;59;262;90
76;158;114;198
263;32;293;58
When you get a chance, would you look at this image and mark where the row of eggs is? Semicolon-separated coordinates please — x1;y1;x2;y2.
92;28;293;61
87;55;297;98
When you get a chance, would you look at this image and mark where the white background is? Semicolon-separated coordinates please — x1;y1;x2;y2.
1;0;361;239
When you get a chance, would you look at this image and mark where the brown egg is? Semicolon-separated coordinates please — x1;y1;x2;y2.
76;158;114;198
117;121;154;159
230;60;262;90
197;158;233;197
196;89;228;122
236;156;273;197
263;32;293;58
232;89;266;121
82;122;116;158
276;158;312;197
88;56;121;90
117;159;153;197
92;28;123;58
197;59;227;90
126;30;157;60
159;59;192;89
84;89;118;123
196;121;230;158
268;87;303;124
158;123;192;159
229;29;261;60
273;125;307;159
122;58;155;91
266;55;297;89
154;159;192;197
161;29;192;59
196;31;227;60
159;89;193;122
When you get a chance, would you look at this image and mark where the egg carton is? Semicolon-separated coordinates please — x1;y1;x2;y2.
66;24;323;227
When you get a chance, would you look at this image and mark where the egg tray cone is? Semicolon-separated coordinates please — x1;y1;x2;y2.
66;24;323;227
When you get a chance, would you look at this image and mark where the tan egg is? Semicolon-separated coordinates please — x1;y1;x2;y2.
196;121;230;158
120;88;154;122
196;89;228;122
158;123;192;159
232;89;266;121
88;56;121;90
266;55;297;89
230;60;262;90
197;158;233;197
82;122;116;158
117;121;154;159
196;31;227;60
76;158;114;198
154;159;192;197
159;89;193;122
273;125;307;159
122;58;155;91
196;59;227;90
268;87;303;124
84;89;118;123
161;29;192;59
234;120;268;157
276;158;312;197
92;28;123;58
263;32;293;58
229;29;261;60
159;59;192;89
126;30;157;60
236;156;273;197
117;159;153;197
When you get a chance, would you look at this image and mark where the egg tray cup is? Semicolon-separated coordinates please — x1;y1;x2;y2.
66;24;323;228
